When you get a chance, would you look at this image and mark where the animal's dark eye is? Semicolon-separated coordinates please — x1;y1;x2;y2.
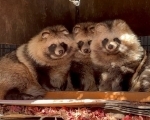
113;38;121;44
77;41;84;49
88;40;92;45
50;44;57;48
102;38;108;46
49;44;57;52
89;26;95;30
60;42;68;51
60;42;65;46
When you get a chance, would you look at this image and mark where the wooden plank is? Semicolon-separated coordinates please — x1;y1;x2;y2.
0;0;150;44
0;0;76;44
0;98;150;117
44;0;76;32
44;92;150;102
0;0;46;44
79;0;150;36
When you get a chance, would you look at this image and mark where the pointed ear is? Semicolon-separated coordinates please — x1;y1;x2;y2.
61;29;69;35
73;24;81;34
88;24;95;33
113;19;128;30
95;22;107;33
59;26;69;35
41;32;50;39
113;19;133;33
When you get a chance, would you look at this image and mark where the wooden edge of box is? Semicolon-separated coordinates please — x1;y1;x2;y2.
0;114;62;119
44;91;150;102
0;92;149;107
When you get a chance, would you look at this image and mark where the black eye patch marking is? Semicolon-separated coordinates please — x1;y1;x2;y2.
60;42;68;52
88;40;92;45
77;41;84;49
48;44;57;52
102;38;108;47
51;44;57;47
113;38;121;44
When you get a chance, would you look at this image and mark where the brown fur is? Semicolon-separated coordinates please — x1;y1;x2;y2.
66;22;98;91
90;19;144;91
2;25;76;100
0;50;46;100
130;52;150;92
30;25;77;91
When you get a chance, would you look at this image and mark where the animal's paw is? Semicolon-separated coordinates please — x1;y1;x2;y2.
121;66;134;73
34;95;43;99
4;93;42;100
22;94;44;100
111;62;116;68
21;94;35;100
48;88;61;91
121;66;127;73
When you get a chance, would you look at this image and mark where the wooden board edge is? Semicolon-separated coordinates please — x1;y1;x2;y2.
44;91;150;102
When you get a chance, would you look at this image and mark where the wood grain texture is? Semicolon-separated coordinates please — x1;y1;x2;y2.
0;0;75;44
44;0;75;32
0;0;150;44
79;0;150;36
45;91;150;102
0;0;45;44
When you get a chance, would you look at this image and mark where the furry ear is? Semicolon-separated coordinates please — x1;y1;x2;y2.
113;19;128;30
95;23;107;33
41;32;50;39
59;26;69;35
88;24;95;33
73;24;81;34
61;29;69;35
113;19;133;33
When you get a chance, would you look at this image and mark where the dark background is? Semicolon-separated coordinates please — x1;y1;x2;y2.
0;0;150;44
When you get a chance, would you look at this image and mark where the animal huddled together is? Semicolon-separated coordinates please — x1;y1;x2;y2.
0;19;149;100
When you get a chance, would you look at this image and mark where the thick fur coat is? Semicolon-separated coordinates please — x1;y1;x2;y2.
28;25;76;91
90;19;144;91
3;25;76;100
130;51;150;92
66;22;98;91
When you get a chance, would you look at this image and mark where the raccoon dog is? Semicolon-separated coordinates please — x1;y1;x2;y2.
90;19;144;91
67;22;98;91
130;52;150;92
30;25;76;91
2;25;76;100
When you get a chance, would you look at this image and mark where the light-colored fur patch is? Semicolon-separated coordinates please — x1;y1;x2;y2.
90;19;144;91
66;22;98;91
28;25;77;91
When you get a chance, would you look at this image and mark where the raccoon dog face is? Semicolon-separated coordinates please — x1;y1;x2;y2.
101;37;121;54
46;37;68;59
91;20;141;55
42;25;72;60
27;25;76;65
73;22;95;56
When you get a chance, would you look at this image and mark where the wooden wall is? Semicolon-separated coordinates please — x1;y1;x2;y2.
79;0;150;36
0;0;150;44
0;0;75;44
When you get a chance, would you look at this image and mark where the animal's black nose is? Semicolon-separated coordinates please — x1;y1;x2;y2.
108;44;113;49
59;50;64;55
84;49;90;53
